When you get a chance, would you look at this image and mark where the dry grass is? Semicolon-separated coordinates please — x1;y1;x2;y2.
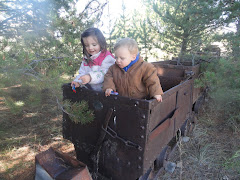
0;85;75;180
0;85;239;180
158;104;240;180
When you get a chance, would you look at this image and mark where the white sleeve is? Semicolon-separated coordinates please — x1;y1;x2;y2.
73;62;86;83
88;55;115;84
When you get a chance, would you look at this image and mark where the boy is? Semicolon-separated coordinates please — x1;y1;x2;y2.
103;38;163;102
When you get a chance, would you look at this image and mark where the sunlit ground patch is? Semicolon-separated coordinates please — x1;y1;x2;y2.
14;101;25;107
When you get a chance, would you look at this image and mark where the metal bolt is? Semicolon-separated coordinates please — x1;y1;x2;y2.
135;101;139;106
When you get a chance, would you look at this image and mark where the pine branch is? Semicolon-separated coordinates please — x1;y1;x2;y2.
28;56;64;66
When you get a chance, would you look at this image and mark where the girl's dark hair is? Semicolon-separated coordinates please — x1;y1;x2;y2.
81;28;107;65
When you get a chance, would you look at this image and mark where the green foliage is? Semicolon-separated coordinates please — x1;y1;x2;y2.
0;0;106;122
0;0;106;80
63;100;94;125
224;150;240;173
4;97;24;115
145;0;223;57
109;2;130;40
196;58;240;130
0;83;54;116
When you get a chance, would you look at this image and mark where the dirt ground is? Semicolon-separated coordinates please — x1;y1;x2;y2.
0;86;239;180
157;108;240;180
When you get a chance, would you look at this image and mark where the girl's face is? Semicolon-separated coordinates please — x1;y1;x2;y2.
114;46;136;68
82;36;101;56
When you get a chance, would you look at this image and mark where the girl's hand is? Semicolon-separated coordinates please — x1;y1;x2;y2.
71;81;80;88
105;88;113;97
154;95;163;102
79;74;91;84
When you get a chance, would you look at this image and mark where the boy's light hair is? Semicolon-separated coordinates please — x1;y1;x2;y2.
114;38;139;55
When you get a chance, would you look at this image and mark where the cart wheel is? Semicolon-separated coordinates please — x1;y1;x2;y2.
138;167;152;180
186;113;196;136
154;145;171;171
193;94;205;113
180;119;188;137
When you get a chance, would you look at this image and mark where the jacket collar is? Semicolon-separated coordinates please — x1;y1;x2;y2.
123;53;140;72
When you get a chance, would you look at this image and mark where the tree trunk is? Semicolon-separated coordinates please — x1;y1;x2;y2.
178;35;188;64
232;17;240;58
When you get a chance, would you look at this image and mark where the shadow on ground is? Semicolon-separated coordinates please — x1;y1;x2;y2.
0;86;75;180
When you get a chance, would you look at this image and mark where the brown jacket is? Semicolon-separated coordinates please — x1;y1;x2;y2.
103;57;163;99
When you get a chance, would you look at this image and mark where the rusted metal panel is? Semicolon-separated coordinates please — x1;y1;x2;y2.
152;60;200;79
192;86;202;104
62;75;193;180
62;84;150;180
61;59;201;179
159;76;184;92
35;147;92;180
142;80;192;172
152;60;202;104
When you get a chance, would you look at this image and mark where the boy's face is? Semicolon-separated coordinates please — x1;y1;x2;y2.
114;46;137;68
83;36;101;56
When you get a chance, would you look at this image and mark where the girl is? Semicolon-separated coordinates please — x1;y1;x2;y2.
71;28;115;91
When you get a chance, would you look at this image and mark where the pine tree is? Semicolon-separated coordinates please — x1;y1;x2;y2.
131;11;157;61
0;0;107;113
146;0;223;61
110;0;132;41
219;0;240;58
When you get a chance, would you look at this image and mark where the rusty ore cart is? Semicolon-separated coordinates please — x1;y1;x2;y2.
62;61;205;180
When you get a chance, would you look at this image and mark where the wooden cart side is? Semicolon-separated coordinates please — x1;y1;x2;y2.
152;61;203;105
142;80;193;172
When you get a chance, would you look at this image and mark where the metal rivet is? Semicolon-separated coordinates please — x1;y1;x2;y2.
142;114;145;119
138;157;142;160
135;101;139;106
95;93;99;96
141;126;145;130
114;96;118;100
127;162;131;166
141;135;144;139
138;165;141;169
116;158;120;162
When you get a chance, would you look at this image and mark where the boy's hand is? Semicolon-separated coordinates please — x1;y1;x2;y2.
79;74;91;84
154;95;163;102
105;88;113;97
71;81;80;88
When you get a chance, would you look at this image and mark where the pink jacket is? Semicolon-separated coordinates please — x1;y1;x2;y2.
74;50;115;85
